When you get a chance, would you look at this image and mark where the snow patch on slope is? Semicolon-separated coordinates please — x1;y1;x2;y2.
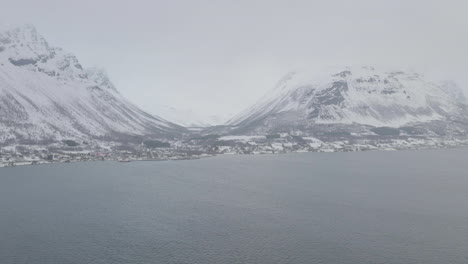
228;66;467;129
0;25;183;144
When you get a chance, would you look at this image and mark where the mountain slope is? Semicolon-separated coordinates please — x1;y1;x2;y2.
152;105;234;128
227;67;468;136
0;25;186;145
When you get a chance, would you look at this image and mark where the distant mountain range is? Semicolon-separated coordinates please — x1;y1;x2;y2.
1;25;468;151
152;105;233;128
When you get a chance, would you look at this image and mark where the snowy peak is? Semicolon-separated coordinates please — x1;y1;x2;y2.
228;66;468;134
153;105;234;128
1;25;60;71
0;25;185;145
439;80;467;103
86;68;118;92
0;24;50;55
0;25;87;81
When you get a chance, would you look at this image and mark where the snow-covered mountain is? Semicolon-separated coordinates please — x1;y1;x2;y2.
152;105;233;128
227;66;468;136
0;25;185;145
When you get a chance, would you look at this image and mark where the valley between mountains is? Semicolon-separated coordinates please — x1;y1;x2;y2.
1;25;468;166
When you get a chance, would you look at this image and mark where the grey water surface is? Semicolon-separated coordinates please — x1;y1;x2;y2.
1;149;468;264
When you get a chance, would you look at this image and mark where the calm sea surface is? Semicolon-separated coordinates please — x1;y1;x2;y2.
1;149;468;264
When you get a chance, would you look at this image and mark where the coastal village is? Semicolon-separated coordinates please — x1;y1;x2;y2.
2;133;468;168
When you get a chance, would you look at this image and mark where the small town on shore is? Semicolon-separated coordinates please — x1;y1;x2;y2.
2;133;468;168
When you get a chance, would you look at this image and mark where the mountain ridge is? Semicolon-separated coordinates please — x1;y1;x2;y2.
2;25;468;162
0;25;186;146
225;66;468;137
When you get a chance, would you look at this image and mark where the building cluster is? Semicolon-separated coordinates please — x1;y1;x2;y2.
2;134;468;168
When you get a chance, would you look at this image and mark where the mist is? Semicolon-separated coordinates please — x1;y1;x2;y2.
1;0;467;119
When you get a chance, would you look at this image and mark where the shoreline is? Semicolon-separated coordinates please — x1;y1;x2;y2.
2;143;467;169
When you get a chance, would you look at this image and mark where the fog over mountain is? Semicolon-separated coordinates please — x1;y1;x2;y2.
225;67;468;136
0;25;185;146
1;24;468;165
2;3;468;264
1;0;467;120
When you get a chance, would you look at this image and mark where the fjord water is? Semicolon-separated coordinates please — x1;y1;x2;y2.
1;149;467;264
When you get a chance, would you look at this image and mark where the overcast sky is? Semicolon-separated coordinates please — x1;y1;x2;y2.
1;0;467;120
